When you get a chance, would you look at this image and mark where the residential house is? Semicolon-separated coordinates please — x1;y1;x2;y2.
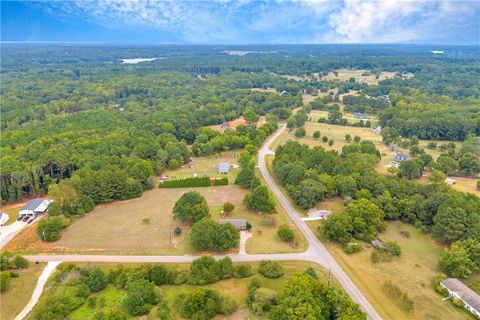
353;112;369;120
219;219;247;230
441;278;480;318
444;177;456;185
218;162;231;174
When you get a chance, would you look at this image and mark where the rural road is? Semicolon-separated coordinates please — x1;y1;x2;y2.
257;124;381;320
22;125;381;320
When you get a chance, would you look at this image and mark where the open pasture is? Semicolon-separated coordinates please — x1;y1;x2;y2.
321;69;397;85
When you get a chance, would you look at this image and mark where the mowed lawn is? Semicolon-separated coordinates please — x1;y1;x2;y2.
6;185;304;255
0;262;45;320
321;68;397;85
311;220;474;320
0;203;24;226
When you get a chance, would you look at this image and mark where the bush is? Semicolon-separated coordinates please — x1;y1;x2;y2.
234;264;253;278
258;261;284;278
277;225;295;242
432;273;449;296
212;177;229;186
222;202;235;215
104;307;128;320
157;300;170;320
385;241;402;257
149;265;169;286
250;287;277;315
174;227;182;235
37;216;67;242
313;131;321;139
0;272;11;293
87;268;107;292
189;256;221;285
294;127;306;138
34;293;85;320
219;295;238;315
123;279;158;316
176;288;222;319
343;242;362;254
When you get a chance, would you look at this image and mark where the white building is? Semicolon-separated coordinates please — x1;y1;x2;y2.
19;198;51;218
441;278;480;318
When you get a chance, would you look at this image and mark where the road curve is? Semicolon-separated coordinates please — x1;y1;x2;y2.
258;124;382;320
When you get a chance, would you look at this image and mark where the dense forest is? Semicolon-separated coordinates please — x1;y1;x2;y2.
1;44;479;205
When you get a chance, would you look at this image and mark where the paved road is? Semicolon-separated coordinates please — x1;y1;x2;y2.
23;125;381;320
258;124;381;320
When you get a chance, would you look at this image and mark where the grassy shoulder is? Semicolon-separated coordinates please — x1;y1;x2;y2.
308;218;475;320
0;262;45;320
28;261;335;320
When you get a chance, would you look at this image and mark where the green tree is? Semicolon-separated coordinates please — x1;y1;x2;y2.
87;268;107;292
244;107;260;123
313;131;321;139
0;272;10;293
294;127;306;138
244;185;276;213
258;260;284;278
190;218;239;251
222;202;235;215
173;191;210;224
123;279;158;316
37;217;66;242
429;170;446;184
322;212;353;244
438;246;475;278
149;265;169;286
176;288;222;320
398;160;423;179
277;225;295;242
459;152;480;175
346;199;386;242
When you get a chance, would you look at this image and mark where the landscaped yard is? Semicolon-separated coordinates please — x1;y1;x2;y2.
4;184;305;255
309;220;475;320
0;262;45;320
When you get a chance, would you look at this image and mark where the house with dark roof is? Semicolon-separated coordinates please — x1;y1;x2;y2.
441;278;480;318
19;198;51;218
353;112;369;120
218;162;231;174
219;219;247;230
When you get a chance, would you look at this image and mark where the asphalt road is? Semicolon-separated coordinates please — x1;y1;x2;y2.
24;125;381;320
258;124;381;320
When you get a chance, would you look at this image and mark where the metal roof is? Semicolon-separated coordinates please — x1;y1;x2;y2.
21;198;47;211
218;162;230;173
219;219;246;230
441;278;480;312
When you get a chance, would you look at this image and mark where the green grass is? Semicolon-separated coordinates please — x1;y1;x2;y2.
0;263;45;320
70;287;127;320
1;205;22;226
310;220;476;320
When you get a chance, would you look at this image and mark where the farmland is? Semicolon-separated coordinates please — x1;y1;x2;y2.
320;69;398;85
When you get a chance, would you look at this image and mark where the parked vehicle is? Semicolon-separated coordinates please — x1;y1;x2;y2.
27;218;34;224
17;216;23;221
22;216;29;222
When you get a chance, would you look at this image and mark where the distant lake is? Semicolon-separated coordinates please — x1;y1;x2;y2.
121;57;163;64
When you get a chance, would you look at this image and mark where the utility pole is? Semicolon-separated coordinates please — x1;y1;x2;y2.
328;269;331;287
42;228;46;242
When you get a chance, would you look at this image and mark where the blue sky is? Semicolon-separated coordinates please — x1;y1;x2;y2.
2;1;479;44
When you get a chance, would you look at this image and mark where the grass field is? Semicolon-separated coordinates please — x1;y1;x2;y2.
30;261;335;320
321;69;397;85
5;184;305;255
163;151;242;184
308;220;475;320
0;262;45;320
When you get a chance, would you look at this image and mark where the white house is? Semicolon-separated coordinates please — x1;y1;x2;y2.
441;278;480;318
444;177;456;185
19;198;51;218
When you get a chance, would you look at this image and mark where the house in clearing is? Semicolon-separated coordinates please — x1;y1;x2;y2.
440;278;480;318
353;112;369;120
444;177;456;185
19;198;51;218
218;162;231;174
394;153;410;163
219;219;247;230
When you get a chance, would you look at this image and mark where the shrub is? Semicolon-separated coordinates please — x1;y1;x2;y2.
0;272;11;293
258;261;284;278
157;300;170;320
304;267;319;279
142;218;151;224
12;255;29;269
37;216;67;242
277;225;295;242
87;268;108;292
250;287;277;314
174;227;182;235
176;288;222;319
219;295;238;315
385;241;401;257
343;242;362;254
222;202;235;215
104;307;128;320
34;293;85;320
234;264;253;278
313;131;321;139
294;127;306;138
189;256;219;285
87;296;96;308
432;273;449;296
123;279;158;316
322;136;328;142
149;265;168;286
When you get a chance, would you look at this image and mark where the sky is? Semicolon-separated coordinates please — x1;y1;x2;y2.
2;0;479;45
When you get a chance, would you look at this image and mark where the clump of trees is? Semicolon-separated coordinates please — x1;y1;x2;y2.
190;218;239;251
37;216;70;242
173;191;210;224
175;287;237;319
0;252;29;293
244;185;276;213
277;225;295;242
258;260;284;278
438;239;480;278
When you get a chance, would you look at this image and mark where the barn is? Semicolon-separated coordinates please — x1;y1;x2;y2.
19;198;51;218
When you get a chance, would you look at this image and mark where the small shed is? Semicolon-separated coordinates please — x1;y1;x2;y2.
353;112;369;120
372;125;382;134
219;219;247;230
394;153;410;162
19;198;51;218
218;162;230;174
444;177;456;185
371;239;385;249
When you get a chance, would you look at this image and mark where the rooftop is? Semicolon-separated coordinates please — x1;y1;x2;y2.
441;278;480;312
21;198;47;211
219;218;247;230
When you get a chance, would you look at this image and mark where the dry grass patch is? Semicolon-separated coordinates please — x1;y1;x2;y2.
322;69;396;85
0;262;45;320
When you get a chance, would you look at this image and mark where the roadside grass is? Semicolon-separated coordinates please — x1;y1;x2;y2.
31;261;335;320
163;150;241;184
0;262;45;320
5;185;304;255
0;204;23;226
309;220;475;320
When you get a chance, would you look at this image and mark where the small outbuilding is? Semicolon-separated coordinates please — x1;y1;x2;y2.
218;162;231;174
441;278;480;318
444;177;456;185
219;219;247;230
19;198;51;218
394;153;410;162
353;112;369;120
371;239;385;249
